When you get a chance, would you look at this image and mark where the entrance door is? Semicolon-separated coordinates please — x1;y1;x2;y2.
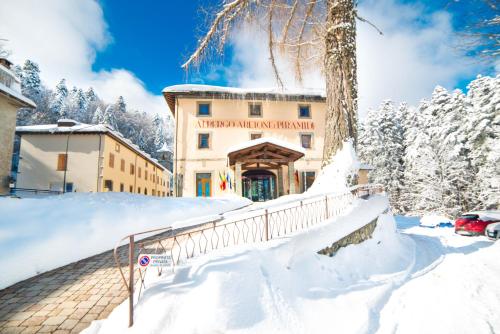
196;173;212;197
242;170;276;202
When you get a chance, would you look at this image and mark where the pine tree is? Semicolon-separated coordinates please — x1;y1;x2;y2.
49;79;69;121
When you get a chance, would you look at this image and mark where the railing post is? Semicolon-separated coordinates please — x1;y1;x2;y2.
128;235;134;327
325;195;329;219
264;209;269;241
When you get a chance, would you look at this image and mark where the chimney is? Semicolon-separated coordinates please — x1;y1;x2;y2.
57;119;79;127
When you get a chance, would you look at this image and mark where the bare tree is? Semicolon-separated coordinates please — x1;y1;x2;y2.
182;0;380;166
451;0;499;62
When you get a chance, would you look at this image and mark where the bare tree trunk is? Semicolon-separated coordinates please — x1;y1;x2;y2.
322;0;358;166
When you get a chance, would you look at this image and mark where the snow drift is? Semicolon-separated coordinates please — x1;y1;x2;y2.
84;196;406;334
0;193;251;289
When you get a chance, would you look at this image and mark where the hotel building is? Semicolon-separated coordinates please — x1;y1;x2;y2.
15;120;171;196
163;85;357;201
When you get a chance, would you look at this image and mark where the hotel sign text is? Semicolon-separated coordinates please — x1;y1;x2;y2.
196;119;315;130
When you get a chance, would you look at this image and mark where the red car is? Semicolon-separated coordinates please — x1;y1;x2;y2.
455;212;500;236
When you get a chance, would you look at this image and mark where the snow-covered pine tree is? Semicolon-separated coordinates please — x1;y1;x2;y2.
101;104;118;130
49;79;69;122
466;75;500;210
92;106;105;124
84;87;99;123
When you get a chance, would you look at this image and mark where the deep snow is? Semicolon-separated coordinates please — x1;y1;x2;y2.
84;201;500;334
0;193;251;289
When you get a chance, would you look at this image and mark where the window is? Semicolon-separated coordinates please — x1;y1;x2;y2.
104;180;113;191
196;173;212;197
152;189;156;196
57;154;67;171
129;185;133;192
248;103;262;117
145;170;148;180
144;188;148;195
300;134;313;149
299;105;311;118
138;167;142;178
65;183;74;193
138;187;141;194
146;162;148;167
115;143;120;152
120;183;124;192
197;102;211;116
120;159;125;172
198;133;210;149
153;175;155;183
130;163;135;175
302;171;316;192
109;153;115;168
250;133;262;140
163;192;165;197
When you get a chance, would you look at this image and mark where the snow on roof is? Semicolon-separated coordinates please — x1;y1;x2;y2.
162;84;326;98
157;143;173;153
0;81;36;108
359;163;374;170
16;121;165;170
227;137;306;155
464;211;500;221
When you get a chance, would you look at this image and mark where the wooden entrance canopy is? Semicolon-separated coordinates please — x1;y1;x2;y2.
228;139;305;196
228;141;304;168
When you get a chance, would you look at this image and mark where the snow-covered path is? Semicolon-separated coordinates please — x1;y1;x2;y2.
84;209;500;334
376;218;500;334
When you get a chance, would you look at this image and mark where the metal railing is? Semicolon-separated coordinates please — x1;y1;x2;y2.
9;187;63;196
113;184;384;327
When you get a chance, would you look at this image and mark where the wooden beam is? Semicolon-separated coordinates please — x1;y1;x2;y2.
240;159;291;163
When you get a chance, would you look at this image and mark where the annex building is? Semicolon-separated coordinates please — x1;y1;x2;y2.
163;85;334;201
15;120;171;197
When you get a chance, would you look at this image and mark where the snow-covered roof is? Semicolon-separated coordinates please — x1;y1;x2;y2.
359;163;374;170
157;143;173;153
16;121;165;171
163;84;325;97
0;81;36;108
162;84;326;116
227;137;306;155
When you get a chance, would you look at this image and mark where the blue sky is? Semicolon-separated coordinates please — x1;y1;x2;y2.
1;0;496;116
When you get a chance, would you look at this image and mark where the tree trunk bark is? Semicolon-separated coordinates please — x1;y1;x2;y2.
322;0;358;166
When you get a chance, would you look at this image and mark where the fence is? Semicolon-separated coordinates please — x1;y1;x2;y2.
8;187;62;197
113;184;384;327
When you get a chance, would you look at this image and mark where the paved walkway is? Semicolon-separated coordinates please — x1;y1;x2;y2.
0;245;133;334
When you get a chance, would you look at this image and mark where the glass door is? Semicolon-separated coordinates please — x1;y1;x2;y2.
196;173;212;197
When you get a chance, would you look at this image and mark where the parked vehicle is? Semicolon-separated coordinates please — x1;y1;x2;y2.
485;222;500;240
455;211;500;236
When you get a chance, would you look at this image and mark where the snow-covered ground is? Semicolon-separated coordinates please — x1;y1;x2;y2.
84;199;500;334
0;193;251;289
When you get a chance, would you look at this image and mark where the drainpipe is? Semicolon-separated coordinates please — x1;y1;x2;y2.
96;134;103;192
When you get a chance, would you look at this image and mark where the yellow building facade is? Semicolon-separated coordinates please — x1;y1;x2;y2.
163;85;327;200
15;120;171;196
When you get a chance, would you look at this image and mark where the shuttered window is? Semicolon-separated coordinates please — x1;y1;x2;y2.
57;154;67;171
109;153;115;168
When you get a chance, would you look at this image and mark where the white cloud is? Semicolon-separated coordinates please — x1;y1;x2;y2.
214;0;482;117
0;0;168;116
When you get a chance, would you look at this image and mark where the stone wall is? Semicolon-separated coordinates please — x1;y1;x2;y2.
318;218;378;257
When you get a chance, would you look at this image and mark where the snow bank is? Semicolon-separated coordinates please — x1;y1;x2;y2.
307;140;360;195
419;214;453;228
84;196;412;334
0;193;251;289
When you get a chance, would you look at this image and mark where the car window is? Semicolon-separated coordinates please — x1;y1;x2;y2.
460;214;479;219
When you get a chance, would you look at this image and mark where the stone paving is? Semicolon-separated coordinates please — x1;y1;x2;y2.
0;245;133;334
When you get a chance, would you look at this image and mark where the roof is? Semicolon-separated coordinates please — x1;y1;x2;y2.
16;121;165;171
359;163;374;170
162;84;326;117
0;81;36;108
227;137;305;166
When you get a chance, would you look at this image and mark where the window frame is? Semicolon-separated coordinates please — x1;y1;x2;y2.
120;159;125;172
198;133;211;149
300;133;313;149
298;104;312;119
248;102;263;118
197;101;212;117
109;153;115;168
130;163;135;175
